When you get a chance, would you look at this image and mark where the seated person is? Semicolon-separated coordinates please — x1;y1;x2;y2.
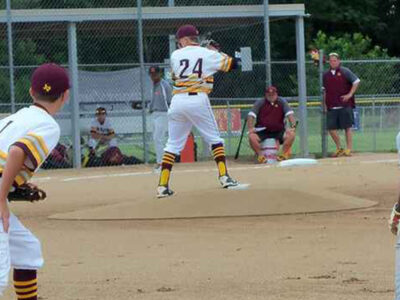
247;86;297;163
88;107;117;155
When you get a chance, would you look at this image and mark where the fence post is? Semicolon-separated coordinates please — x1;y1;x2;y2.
6;0;16;113
263;0;272;87
319;49;327;157
168;0;176;57
227;100;232;156
372;97;377;152
137;0;148;164
295;16;309;157
68;22;81;169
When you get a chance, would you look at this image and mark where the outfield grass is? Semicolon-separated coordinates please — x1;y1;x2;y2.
96;106;400;163
116;127;398;164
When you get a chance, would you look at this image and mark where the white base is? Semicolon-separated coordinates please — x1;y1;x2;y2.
226;183;251;190
279;158;318;168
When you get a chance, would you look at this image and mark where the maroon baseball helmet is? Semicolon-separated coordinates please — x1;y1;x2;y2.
176;25;199;40
31;63;70;96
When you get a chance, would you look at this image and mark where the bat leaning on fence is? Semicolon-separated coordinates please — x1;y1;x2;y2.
234;120;247;160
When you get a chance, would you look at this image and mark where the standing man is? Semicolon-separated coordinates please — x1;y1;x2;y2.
88;107;117;156
148;66;172;172
156;24;240;198
247;86;297;163
323;52;360;157
0;63;70;299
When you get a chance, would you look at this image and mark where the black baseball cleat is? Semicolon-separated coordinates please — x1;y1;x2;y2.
219;175;239;189
157;186;175;198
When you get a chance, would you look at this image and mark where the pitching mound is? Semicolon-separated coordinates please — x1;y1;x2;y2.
49;187;376;221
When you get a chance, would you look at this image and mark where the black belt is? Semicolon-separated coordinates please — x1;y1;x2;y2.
188;92;198;96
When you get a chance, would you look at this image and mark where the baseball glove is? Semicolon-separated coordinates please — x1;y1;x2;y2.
200;39;221;51
8;183;47;202
389;203;400;235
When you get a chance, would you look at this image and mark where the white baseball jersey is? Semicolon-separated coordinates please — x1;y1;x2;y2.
90;118;115;136
0;104;59;294
171;45;234;94
0;105;60;186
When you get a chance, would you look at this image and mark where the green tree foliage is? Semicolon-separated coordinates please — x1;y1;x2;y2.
304;0;400;56
311;31;390;59
0;39;46;108
303;31;398;96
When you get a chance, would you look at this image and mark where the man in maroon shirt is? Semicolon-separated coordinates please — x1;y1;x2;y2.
247;86;297;163
323;53;360;157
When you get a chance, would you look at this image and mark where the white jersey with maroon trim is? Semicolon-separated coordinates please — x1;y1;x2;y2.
0;105;60;185
90;118;115;136
170;45;233;95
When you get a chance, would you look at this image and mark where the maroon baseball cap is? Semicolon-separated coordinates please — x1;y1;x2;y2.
31;63;70;97
265;86;278;94
176;25;199;40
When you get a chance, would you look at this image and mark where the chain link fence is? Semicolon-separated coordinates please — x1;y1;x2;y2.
2;1;399;170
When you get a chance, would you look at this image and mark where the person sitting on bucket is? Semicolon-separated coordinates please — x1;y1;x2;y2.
247;86;297;163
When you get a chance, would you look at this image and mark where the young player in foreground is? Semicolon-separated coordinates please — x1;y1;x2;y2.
157;24;240;198
0;63;69;299
389;133;400;300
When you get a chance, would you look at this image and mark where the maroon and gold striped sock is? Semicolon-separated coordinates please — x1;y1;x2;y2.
158;152;176;187
212;143;227;177
14;269;38;300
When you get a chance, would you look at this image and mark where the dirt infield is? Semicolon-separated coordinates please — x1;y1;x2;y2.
2;153;398;299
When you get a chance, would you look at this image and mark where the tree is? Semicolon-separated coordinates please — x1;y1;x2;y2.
302;31;398;97
304;0;400;57
0;39;45;110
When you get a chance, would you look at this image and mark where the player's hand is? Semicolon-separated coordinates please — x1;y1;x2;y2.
248;128;257;135
207;45;219;51
341;94;352;102
0;200;10;233
287;127;296;134
389;203;400;235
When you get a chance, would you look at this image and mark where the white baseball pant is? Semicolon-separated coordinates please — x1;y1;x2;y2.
396;237;400;300
88;137;118;149
164;92;223;155
396;132;400;165
0;212;43;295
152;111;169;164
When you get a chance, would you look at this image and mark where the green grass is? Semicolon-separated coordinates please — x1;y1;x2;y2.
114;128;398;164
76;110;400;164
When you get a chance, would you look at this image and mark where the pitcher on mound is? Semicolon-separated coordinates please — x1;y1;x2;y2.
157;25;240;198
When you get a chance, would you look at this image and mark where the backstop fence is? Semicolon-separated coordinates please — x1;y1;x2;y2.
0;1;399;169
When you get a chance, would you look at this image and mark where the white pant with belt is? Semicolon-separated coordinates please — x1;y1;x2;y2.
88;137;118;149
164;93;223;155
152;111;169;164
0;211;43;295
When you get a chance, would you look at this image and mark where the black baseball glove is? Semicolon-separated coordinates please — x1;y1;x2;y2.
8;183;47;202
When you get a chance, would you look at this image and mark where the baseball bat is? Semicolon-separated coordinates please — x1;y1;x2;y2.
234;119;247;160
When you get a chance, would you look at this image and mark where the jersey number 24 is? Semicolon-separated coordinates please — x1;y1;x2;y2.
179;59;203;79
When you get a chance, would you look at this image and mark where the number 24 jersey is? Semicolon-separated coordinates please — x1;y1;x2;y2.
170;45;234;95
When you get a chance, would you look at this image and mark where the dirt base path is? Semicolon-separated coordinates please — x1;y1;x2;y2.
2;153;398;299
